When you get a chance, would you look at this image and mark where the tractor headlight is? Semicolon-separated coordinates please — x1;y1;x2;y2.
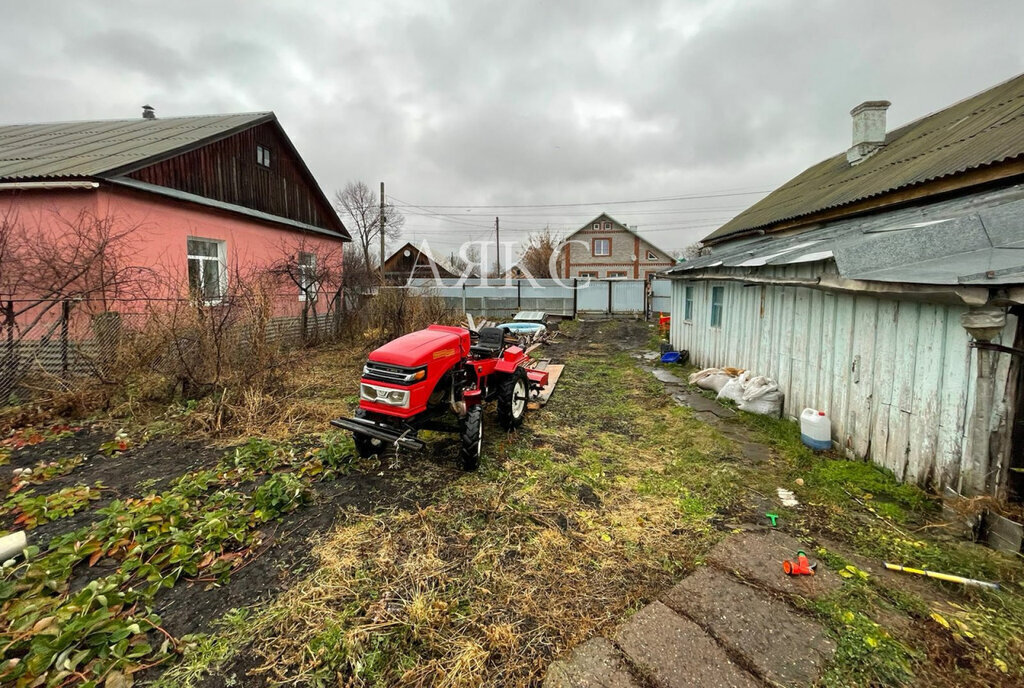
360;383;410;408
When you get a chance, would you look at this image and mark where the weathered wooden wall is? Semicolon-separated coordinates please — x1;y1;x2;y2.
127;122;339;232
669;261;1017;493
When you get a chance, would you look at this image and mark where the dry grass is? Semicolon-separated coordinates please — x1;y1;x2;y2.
161;334;741;687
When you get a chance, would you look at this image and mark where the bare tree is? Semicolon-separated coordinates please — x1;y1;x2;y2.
334;181;405;270
265;238;345;342
673;243;707;262
447;243;482;278
517;227;563;278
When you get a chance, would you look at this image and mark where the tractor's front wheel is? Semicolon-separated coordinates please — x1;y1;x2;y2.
459;404;483;471
353;408;385;458
497;369;529;430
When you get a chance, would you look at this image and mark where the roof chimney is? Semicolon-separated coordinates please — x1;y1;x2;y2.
846;100;889;165
142;105;155;120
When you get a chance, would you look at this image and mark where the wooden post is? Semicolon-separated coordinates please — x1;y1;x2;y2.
379;181;386;285
60;300;70;378
517;279;521;310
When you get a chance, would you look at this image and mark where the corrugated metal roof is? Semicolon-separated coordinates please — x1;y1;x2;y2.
667;184;1024;286
706;73;1024;242
0;113;273;180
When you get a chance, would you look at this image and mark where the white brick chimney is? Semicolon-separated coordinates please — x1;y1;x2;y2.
846;100;890;165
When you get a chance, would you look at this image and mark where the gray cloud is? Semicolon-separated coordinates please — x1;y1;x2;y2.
2;0;1023;254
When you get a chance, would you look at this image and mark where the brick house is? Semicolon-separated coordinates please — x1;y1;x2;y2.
559;213;674;280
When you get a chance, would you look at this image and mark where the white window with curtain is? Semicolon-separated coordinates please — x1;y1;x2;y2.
298;251;317;301
684;286;694;321
187;237;227;304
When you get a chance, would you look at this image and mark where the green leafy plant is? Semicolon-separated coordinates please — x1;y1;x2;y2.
252;473;310;520
4;483;104;529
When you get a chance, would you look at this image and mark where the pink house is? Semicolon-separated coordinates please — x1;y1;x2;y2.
0;110;349;345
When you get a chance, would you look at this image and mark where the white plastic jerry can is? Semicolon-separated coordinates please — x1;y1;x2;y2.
800;408;831;451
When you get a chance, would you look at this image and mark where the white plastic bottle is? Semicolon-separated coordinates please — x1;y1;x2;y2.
800;408;831;451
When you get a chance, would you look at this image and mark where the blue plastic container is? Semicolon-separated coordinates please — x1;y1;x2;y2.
498;322;546;335
660;351;681;364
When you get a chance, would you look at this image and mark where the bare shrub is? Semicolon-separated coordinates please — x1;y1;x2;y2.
353;288;460;347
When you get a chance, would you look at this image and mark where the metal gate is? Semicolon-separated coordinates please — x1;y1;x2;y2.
649;277;671;314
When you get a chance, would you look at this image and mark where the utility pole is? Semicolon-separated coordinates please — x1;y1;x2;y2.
379;181;386;284
495;216;500;277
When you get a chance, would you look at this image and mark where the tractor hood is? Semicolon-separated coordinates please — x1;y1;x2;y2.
368;325;470;368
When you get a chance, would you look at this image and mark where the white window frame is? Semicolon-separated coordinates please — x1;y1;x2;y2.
298;251;317;302
187;236;227;305
603;221;612;229
684;286;694;321
592;222;599;230
579;271;598;279
592;238;611;257
647;250;658;261
607;270;627;279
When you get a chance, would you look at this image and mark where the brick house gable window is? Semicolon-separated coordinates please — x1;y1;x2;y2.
592;238;611;256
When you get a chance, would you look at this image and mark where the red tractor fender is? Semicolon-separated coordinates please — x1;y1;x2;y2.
494;346;549;387
494;346;527;374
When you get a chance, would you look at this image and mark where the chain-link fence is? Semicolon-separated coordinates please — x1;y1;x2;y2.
1;292;347;403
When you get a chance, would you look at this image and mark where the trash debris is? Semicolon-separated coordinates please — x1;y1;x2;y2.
777;487;799;507
782;550;817;576
766;512;779;527
794;478;804;486
0;531;27;563
882;562;1000;590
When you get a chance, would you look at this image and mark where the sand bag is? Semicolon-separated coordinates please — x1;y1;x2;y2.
689;367;733;393
738;375;784;417
716;371;751;404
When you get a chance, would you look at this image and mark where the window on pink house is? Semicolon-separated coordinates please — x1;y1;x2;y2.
298;251;317;301
187;237;226;304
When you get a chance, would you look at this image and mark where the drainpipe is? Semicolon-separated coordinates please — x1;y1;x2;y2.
960;306;1007;496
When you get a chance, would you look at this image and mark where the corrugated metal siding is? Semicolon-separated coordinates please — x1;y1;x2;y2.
669;265;1015;491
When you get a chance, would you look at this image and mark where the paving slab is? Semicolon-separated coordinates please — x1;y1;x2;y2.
544;637;642;688
708;530;842;599
662;568;835;686
670;390;736;418
652;368;684;384
613;601;759;688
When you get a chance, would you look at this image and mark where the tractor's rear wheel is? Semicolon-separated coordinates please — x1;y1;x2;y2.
459;404;483;471
497;368;529;430
353;408;385;458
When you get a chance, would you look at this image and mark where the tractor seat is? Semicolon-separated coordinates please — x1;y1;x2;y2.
470;327;508;358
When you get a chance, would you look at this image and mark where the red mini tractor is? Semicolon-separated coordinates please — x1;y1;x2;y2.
331;325;549;470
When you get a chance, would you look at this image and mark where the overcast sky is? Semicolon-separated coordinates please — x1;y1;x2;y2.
2;0;1022;264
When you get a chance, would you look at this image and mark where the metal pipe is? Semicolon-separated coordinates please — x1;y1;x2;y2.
883;562;999;590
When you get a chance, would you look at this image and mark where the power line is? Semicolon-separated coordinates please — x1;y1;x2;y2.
389;189;769;210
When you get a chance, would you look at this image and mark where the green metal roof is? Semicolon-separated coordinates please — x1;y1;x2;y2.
0;112;273;180
706;73;1024;243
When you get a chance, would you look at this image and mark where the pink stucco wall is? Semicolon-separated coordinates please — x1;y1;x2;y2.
1;185;345;337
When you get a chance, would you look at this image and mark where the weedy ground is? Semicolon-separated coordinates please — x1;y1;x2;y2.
2;319;1024;687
